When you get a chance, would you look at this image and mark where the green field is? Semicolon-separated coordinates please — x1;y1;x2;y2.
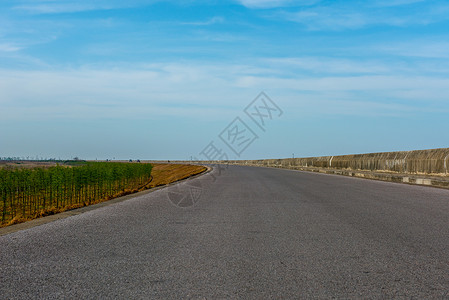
0;162;153;226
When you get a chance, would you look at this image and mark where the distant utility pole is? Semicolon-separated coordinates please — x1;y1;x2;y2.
293;153;295;159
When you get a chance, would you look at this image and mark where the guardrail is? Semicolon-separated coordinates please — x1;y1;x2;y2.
218;148;449;176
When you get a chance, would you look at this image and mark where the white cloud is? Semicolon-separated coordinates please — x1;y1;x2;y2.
235;74;449;93
264;57;394;74
280;2;449;30
373;0;426;7
0;64;247;121
13;3;107;14
379;41;449;59
282;8;367;30
11;0;161;14
236;0;318;9
0;43;22;52
180;16;225;26
263;55;449;76
1;61;448;122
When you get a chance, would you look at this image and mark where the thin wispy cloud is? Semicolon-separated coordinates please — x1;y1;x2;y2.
283;8;366;30
279;1;449;30
180;16;225;26
0;43;21;52
11;0;160;14
1;60;448;122
379;41;449;59
373;0;426;7
236;0;318;9
264;57;394;75
13;3;109;14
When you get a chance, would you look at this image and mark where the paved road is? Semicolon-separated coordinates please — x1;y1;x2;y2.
1;165;449;299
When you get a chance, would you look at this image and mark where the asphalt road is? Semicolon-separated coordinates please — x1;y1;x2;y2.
1;165;449;299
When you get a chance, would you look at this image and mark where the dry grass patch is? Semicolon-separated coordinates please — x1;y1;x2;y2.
145;164;207;188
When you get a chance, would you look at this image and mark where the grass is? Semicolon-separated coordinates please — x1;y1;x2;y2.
147;164;207;188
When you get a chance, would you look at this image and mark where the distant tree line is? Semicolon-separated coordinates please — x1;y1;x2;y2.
0;157;65;161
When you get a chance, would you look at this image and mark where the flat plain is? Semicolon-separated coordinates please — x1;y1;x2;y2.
1;165;448;299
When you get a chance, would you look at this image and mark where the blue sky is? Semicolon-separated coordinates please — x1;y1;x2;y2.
1;0;449;160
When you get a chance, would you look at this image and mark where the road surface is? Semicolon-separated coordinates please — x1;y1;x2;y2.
1;165;449;299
